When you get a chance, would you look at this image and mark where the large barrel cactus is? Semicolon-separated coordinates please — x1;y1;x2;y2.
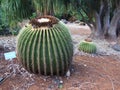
78;38;97;54
17;16;73;76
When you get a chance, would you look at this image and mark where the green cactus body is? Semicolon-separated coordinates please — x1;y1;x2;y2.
79;40;97;54
17;16;73;76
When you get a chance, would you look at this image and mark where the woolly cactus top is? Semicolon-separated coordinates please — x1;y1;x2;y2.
29;16;59;28
84;38;92;42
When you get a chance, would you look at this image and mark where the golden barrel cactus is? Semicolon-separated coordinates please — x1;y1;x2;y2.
17;16;73;76
79;38;97;54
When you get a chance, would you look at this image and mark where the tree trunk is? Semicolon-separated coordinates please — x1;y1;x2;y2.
116;20;120;45
108;10;120;41
91;12;103;39
87;23;95;38
117;36;120;45
103;5;110;38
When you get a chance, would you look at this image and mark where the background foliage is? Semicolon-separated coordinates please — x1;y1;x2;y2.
0;0;119;39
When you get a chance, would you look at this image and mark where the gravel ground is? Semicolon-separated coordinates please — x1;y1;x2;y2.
0;36;16;52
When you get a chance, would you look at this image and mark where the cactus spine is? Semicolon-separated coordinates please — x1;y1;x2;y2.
17;16;73;76
78;38;97;54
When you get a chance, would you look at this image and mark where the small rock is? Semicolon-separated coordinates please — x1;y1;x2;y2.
66;70;70;77
0;77;4;85
61;19;68;24
74;20;80;23
79;22;86;26
84;64;87;67
112;44;120;51
0;77;4;82
43;78;47;82
59;80;63;84
4;47;10;52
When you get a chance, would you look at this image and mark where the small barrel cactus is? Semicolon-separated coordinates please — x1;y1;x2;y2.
78;38;97;53
17;16;73;76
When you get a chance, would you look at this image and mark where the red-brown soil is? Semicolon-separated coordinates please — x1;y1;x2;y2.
0;55;120;90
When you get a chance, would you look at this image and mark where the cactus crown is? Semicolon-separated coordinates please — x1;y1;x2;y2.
84;38;92;42
29;15;59;28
